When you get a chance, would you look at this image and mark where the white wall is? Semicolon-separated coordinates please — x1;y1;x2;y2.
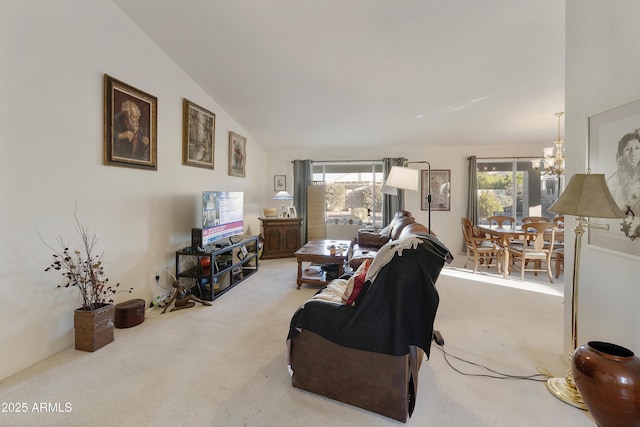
564;1;640;356
0;1;268;380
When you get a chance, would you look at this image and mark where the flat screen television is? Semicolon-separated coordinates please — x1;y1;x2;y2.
201;191;244;246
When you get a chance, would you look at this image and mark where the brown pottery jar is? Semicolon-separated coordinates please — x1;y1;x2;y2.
572;341;640;427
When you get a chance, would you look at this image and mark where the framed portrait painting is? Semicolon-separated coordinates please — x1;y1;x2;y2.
228;132;247;177
182;99;215;169
103;74;157;170
421;169;450;211
588;99;640;258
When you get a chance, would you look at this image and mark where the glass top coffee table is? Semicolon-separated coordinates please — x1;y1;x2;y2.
294;239;351;289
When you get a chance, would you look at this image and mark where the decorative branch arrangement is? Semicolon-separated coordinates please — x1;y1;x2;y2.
40;209;132;310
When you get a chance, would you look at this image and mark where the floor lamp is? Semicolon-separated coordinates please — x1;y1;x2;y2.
383;161;440;344
382;161;431;232
545;173;626;409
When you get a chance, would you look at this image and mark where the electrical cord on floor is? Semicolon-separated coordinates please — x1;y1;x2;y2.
432;340;553;382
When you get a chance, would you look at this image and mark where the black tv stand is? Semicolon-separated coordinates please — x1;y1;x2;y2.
175;235;259;301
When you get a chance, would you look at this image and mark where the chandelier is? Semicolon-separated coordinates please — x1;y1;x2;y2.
532;112;565;176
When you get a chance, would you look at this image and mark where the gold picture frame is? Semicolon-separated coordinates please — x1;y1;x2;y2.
182;99;215;169
228;131;247;177
103;74;157;170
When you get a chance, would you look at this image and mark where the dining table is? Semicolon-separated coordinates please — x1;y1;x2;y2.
475;224;564;279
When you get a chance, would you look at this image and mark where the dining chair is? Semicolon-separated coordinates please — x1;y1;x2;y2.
522;216;551;224
520;216;551;250
553;215;565;228
486;215;515;228
509;222;556;283
550;216;565;270
554;248;564;279
461;218;500;274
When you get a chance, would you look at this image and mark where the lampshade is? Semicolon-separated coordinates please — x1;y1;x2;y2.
384;166;419;191
272;191;293;200
380;184;398;196
548;173;625;218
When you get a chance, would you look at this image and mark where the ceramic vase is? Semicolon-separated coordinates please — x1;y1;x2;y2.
73;303;115;352
572;341;640;427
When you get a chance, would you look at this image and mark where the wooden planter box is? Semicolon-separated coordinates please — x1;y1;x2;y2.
74;303;115;352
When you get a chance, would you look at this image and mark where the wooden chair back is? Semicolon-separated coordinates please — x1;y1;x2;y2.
553;215;565;228
522;216;550;224
523;222;556;252
487;215;515;227
461;218;474;247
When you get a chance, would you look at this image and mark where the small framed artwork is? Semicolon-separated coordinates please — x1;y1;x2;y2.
263;208;277;218
182;99;215;169
588;99;640;258
103;74;157;170
288;206;297;218
228;131;247;177
421;169;451;211
274;175;286;191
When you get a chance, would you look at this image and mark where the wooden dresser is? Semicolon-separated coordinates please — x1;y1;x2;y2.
259;217;303;259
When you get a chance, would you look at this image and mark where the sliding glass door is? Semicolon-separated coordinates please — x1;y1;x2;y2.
477;159;562;225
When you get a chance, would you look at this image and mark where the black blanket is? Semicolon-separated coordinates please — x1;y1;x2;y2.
287;235;451;358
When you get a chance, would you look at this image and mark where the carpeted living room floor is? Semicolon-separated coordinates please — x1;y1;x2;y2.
0;256;595;426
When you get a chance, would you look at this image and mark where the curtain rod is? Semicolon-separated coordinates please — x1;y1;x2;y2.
468;156;539;160
291;159;383;164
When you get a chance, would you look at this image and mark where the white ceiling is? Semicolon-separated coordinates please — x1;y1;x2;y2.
113;0;565;151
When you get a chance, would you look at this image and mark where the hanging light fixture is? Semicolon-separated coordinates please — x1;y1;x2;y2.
532;112;565;176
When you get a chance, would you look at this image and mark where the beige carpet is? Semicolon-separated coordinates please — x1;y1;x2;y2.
0;257;594;426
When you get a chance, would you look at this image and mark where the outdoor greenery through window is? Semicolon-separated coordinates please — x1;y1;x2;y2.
477;160;562;225
312;161;384;227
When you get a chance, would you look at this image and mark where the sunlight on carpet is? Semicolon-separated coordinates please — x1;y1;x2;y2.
441;266;564;297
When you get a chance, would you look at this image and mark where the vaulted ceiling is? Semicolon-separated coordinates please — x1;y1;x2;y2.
113;0;565;151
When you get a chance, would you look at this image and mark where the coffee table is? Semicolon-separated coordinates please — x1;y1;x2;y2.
294;239;351;289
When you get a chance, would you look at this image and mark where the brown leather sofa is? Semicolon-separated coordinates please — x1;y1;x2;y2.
287;234;452;422
349;210;431;268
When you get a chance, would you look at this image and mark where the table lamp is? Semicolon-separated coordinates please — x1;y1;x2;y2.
545;172;626;408
273;190;294;217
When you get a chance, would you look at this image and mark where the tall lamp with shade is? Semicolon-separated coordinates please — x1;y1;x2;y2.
383;160;442;345
545;172;626;409
383;161;432;232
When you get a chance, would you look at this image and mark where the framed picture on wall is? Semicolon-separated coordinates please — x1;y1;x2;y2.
182;99;215;169
228;131;247;177
421;169;450;211
103;74;157;170
274;175;286;191
588;99;640;258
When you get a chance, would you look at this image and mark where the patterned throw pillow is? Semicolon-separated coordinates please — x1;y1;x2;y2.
342;259;371;306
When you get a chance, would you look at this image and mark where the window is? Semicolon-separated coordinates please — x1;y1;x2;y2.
477;160;562;225
312;161;384;226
